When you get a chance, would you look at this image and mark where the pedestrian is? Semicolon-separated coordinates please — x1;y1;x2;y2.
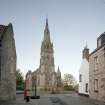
24;89;27;100
26;90;30;102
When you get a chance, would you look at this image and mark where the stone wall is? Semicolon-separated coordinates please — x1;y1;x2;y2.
0;23;16;101
89;45;105;101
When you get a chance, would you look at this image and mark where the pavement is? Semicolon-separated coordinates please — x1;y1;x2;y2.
0;92;105;105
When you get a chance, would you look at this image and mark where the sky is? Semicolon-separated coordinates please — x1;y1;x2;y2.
0;0;105;81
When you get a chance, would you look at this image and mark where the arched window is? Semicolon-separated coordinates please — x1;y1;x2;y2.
38;79;40;86
45;73;47;80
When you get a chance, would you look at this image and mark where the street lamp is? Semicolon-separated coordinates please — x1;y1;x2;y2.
34;75;37;97
31;75;40;99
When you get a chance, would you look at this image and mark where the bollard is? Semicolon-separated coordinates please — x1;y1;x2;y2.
26;96;30;102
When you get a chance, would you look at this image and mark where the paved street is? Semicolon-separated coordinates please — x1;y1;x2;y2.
0;93;105;105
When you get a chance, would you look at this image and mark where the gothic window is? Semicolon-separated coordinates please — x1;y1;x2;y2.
85;83;88;92
94;79;98;92
46;45;49;49
38;79;40;86
45;73;47;80
94;56;98;71
79;74;82;82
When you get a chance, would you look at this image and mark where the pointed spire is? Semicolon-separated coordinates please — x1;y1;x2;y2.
43;18;51;43
45;18;48;29
84;41;88;49
57;66;60;72
57;66;61;78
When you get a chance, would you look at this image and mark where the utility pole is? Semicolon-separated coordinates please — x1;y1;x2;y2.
34;75;37;97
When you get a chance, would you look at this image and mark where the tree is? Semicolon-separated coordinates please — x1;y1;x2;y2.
16;69;25;90
63;73;77;91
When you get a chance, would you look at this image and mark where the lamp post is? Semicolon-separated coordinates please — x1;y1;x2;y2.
31;74;40;99
34;75;37;97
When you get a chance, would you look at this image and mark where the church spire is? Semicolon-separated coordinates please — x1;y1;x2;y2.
43;18;51;43
57;66;60;72
45;18;48;29
57;66;61;78
85;41;88;49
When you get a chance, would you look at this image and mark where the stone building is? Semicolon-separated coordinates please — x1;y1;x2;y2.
26;70;32;91
89;32;105;101
0;23;16;100
26;19;62;92
79;45;89;96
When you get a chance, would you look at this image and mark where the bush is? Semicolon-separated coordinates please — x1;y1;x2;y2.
16;81;25;90
64;84;74;91
16;69;25;90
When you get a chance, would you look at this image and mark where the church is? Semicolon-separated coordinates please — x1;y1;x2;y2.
26;19;62;92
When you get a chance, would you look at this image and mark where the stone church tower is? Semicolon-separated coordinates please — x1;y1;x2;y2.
36;19;56;91
28;19;62;92
0;23;16;100
40;18;55;74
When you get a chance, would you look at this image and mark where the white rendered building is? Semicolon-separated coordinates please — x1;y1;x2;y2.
79;46;89;96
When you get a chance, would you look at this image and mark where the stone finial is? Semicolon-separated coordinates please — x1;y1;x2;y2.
57;66;60;72
85;41;88;49
57;66;61;78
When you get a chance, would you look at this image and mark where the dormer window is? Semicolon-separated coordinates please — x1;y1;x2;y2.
97;32;105;48
97;38;101;48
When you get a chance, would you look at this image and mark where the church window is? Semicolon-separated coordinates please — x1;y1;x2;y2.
47;45;49;49
85;83;88;92
94;79;98;92
38;79;40;86
79;74;82;82
45;74;47;80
